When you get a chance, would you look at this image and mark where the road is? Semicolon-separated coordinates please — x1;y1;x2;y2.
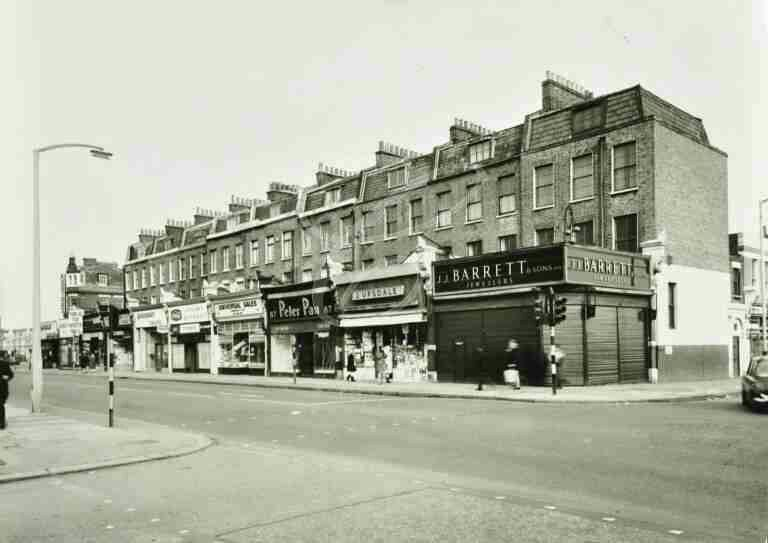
2;370;766;542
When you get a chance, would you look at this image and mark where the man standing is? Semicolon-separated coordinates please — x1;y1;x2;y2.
0;353;14;429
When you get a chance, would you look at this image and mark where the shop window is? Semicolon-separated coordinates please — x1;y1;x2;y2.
409;199;423;234
534;164;554;208
571;154;594;200
497;175;516;215
466;184;482;222
536;228;554;246
613;141;637;192
282;231;293;261
466;240;482;256
250;240;260;266
574;220;594;245
341;216;353;248
266;236;275;263
385;255;399;267
385;205;398;238
668;282;677;329
498;235;517;252
235;245;243;269
388;167;406;189
469;140;492;163
613;214;638;253
320;222;330;251
436;191;452;228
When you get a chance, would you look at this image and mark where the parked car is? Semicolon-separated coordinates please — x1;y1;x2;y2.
742;355;768;411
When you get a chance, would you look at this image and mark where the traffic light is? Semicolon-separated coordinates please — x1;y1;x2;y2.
532;288;545;326
553;296;567;325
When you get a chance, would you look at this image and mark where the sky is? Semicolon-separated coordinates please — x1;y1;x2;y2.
1;0;766;329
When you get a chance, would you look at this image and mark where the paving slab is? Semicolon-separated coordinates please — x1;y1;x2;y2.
0;403;212;484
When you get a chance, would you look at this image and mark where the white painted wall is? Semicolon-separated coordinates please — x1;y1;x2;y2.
655;264;729;349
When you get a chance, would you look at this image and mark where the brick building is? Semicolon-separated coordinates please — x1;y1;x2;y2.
123;72;729;383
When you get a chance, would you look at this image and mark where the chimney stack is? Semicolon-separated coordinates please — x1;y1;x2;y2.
267;182;301;203
228;195;255;213
138;228;163;244
542;70;593;112
375;141;419;168
450;117;492;143
316;162;355;187
193;207;214;225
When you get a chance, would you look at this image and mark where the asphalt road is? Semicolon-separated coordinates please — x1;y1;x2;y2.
2;371;766;542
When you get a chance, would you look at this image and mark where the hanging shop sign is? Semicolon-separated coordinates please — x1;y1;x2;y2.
40;321;59;340
564;245;650;290
214;297;263;320
118;313;132;328
351;284;405;301
57;319;80;338
169;302;209;324
433;246;563;294
179;323;201;334
83;314;106;333
266;290;335;323
133;308;167;329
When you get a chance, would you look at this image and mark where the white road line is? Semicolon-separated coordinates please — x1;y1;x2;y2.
494;496;506;500
150;518;160;523
602;517;616;522
668;529;684;535
544;505;557;510
105;525;114;530
166;392;215;399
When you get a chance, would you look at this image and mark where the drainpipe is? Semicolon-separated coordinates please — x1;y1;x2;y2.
597;137;607;247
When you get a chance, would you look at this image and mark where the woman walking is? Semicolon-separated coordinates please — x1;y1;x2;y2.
373;345;386;385
0;354;14;430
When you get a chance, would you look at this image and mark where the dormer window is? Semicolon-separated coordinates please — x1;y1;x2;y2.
325;188;341;206
269;203;282;218
387;167;406;189
469;140;493;163
227;216;240;230
572;103;604;134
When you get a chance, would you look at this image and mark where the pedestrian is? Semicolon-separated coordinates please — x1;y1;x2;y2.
384;345;393;383
346;351;357;382
0;354;14;430
80;351;89;372
504;339;521;389
374;345;386;384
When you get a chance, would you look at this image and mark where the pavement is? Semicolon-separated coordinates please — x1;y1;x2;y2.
56;366;741;403
0;403;213;485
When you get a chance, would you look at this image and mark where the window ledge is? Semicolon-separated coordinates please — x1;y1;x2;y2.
611;187;638;196
383;237;398;242
409;232;424;238
434;225;453;232
320;250;330;254
281;258;292;262
569;197;595;204
465;219;484;226
359;241;375;246
496;212;518;219
302;252;313;257
340;244;352;249
533;205;554;211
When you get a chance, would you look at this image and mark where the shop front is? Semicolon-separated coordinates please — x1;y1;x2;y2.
212;292;266;375
263;279;337;377
40;320;59;368
132;305;168;372
432;243;652;386
111;310;134;370
335;264;429;382
57;318;81;368
167;300;215;373
82;312;107;370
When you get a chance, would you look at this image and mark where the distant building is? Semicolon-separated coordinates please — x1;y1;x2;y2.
61;255;124;317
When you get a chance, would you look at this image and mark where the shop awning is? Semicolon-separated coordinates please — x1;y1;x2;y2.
338;310;426;328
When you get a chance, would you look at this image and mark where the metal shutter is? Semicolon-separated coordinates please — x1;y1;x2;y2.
436;311;482;382
586;306;618;384
618;307;646;383
554;305;585;386
482;307;538;382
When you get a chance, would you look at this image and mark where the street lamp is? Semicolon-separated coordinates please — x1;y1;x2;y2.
759;197;768;356
31;143;112;413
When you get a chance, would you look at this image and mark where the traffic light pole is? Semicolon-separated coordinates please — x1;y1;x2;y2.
550;324;557;396
107;330;114;427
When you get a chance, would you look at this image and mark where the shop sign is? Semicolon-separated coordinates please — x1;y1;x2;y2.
133;308;167;329
564;246;650;290
434;246;563;294
40;321;58;339
266;292;335;323
118;313;132;328
157;323;169;334
169;302;209;324
351;284;405;301
58;319;80;338
179;323;201;334
214;297;263;320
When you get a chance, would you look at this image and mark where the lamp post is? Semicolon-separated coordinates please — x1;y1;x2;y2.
759;197;768;356
31;144;112;413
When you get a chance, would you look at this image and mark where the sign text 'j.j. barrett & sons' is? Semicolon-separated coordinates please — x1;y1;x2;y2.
351;285;405;301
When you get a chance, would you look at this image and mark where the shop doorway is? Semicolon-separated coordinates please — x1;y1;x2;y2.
296;333;314;376
184;343;199;372
154;343;167;372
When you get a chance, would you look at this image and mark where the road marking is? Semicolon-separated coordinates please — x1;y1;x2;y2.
105;525;114;530
167;391;215;399
449;487;459;492
179;529;189;535
297;434;305;439
544;505;557;510
290;410;302;415
668;529;684;535
494;496;506;500
125;508;136;513
150;518;160;523
205;421;213;425
322;431;331;436
602;517;616;522
104;499;112;504
392;423;400;427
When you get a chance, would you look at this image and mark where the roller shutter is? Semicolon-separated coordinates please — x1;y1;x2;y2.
586;306;618;384
618;307;647;383
483;307;539;382
554;305;585;386
436;311;482;382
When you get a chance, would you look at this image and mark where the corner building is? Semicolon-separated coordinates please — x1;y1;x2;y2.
122;73;728;384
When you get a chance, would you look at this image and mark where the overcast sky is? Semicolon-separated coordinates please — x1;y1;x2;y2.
1;1;766;329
